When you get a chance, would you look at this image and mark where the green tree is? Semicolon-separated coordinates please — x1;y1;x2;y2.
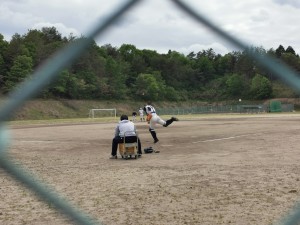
135;73;165;101
280;52;300;73
234;48;256;78
41;27;63;44
3;34;27;69
104;57;128;99
134;71;180;101
286;46;296;55
250;74;272;99
162;51;192;89
23;29;45;66
214;53;235;76
164;86;179;101
75;71;99;99
0;34;8;52
275;45;285;58
4;55;33;92
68;38;108;99
194;49;216;84
226;73;247;97
199;77;227;100
119;44;148;89
195;56;215;83
47;70;73;98
0;54;5;87
0;33;8;80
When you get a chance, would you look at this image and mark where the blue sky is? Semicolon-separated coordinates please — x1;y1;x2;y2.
1;0;300;55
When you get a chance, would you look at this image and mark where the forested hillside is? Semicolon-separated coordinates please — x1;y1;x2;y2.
1;26;299;101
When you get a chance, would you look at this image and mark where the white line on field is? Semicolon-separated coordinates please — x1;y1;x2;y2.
193;134;253;143
153;134;256;147
19;140;55;143
18;140;108;145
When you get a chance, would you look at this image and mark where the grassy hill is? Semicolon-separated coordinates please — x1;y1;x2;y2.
9;99;207;120
1;98;298;121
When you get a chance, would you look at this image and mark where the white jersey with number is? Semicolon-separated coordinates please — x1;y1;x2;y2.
144;105;166;129
144;105;156;115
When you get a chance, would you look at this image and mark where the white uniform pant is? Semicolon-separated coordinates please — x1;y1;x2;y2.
149;113;165;130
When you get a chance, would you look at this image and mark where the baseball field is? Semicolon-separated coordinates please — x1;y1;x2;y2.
1;113;300;225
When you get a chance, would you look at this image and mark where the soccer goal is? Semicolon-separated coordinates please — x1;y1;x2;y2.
89;108;117;118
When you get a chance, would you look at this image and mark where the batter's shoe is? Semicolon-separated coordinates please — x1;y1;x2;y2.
109;155;117;159
154;139;159;144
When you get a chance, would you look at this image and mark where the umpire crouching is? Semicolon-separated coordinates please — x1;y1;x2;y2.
110;114;142;159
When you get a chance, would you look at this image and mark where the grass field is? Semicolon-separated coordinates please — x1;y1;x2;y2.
2;113;300;225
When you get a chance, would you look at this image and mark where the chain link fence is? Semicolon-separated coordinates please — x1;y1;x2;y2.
1;1;300;225
157;104;294;115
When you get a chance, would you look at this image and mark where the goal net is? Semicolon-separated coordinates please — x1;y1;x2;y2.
89;108;116;118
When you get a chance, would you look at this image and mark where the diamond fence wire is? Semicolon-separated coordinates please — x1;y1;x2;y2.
1;0;300;224
157;104;294;115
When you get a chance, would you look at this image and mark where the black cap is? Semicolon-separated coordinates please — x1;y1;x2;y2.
120;115;128;121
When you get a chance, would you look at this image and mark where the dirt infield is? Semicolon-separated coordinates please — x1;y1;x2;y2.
1;114;300;225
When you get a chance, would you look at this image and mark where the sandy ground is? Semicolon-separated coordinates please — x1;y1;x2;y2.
1;114;300;225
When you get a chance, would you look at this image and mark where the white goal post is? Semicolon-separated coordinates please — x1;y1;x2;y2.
89;108;117;118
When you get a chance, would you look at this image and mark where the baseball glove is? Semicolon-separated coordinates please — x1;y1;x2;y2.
146;114;152;123
144;147;154;154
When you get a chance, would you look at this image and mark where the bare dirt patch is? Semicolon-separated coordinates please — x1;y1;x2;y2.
1;114;300;225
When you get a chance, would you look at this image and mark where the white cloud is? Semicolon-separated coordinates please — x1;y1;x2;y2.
178;43;232;56
32;22;80;38
273;0;300;8
1;0;300;55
